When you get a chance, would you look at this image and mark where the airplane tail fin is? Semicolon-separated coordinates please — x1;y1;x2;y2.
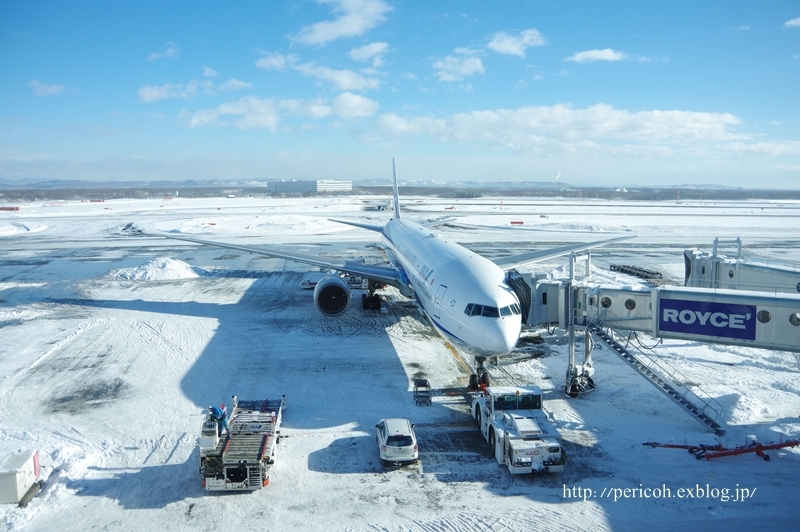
392;157;400;220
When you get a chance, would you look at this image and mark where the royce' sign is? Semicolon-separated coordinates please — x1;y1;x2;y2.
658;298;757;341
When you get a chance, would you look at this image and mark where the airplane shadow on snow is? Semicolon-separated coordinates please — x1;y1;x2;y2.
49;270;426;431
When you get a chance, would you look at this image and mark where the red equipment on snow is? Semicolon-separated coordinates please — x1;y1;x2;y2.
644;438;800;461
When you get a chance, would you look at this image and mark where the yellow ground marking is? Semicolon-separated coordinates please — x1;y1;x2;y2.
444;341;472;376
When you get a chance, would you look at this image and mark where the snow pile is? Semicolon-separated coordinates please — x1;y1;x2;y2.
0;305;51;326
108;257;198;281
726;394;772;424
537;222;626;233
0;222;47;236
0;281;48;291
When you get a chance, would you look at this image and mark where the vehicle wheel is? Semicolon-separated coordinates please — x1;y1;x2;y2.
362;293;369;309
372;294;381;311
489;428;496;450
568;382;579;398
474;405;480;423
468;374;478;391
479;372;490;387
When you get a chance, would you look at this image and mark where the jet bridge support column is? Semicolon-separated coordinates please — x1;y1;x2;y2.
564;253;596;396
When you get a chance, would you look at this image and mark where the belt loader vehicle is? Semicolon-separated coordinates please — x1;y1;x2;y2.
471;386;565;473
199;395;285;491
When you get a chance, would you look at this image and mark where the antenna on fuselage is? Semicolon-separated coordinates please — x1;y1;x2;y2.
392;157;401;220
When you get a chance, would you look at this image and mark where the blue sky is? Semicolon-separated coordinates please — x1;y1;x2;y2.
2;0;800;187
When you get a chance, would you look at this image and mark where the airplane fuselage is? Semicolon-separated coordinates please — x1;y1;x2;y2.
381;218;522;357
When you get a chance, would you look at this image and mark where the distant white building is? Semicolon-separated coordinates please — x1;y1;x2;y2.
268;180;352;193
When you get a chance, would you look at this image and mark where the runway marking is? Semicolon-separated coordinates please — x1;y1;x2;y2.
444;341;472;375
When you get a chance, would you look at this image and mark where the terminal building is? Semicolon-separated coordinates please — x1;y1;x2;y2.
268;180;352;194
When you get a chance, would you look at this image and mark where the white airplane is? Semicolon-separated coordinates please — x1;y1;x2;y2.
162;159;630;358
361;199;392;211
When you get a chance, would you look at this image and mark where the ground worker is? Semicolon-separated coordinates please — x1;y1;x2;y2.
208;404;230;437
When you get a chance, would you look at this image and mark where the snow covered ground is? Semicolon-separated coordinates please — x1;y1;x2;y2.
1;195;800;531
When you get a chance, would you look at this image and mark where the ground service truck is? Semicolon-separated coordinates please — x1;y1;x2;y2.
199;395;285;490
471;386;566;474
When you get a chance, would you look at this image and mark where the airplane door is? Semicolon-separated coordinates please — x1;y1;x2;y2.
433;284;448;319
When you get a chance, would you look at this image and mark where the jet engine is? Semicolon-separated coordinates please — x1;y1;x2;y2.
313;276;350;317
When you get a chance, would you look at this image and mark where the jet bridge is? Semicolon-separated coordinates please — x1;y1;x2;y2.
684;237;800;294
514;270;800;353
506;256;800;433
579;286;800;352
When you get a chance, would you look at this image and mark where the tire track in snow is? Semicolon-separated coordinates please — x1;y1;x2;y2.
0;319;109;397
365;507;605;532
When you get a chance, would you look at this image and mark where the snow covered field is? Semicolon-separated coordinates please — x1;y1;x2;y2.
1;195;800;531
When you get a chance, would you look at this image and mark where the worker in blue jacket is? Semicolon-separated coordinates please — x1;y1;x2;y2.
208;404;231;437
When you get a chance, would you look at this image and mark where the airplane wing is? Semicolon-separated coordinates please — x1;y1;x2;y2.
328;217;454;231
491;235;633;271
327;218;384;233
158;234;404;288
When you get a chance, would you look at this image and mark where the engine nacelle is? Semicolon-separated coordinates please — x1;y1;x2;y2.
313;276;351;317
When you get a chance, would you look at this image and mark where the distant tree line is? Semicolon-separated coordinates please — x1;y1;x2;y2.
2;185;800;203
356;186;800;201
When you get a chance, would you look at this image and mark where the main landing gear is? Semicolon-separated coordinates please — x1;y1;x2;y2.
361;292;382;311
361;280;383;311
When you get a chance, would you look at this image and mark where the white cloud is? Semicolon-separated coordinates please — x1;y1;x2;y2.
138;83;182;102
736;25;751;31
218;79;254;92
784;17;800;28
137;80;216;102
256;53;287;71
188;93;377;130
293;61;381;90
378;103;752;156
189;96;280;130
727;141;800;157
147;42;179;61
279;98;332;119
433;54;485;82
487;29;545;57
349;42;389;67
453;46;481;56
291;0;393;46
565;48;627;63
331;92;379;118
256;52;381;90
203;66;218;77
28;80;67;96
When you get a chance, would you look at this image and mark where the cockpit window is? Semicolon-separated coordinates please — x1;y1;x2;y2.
481;306;499;318
466;303;522;318
499;303;521;316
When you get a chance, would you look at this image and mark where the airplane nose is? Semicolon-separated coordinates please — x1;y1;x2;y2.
483;319;520;354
